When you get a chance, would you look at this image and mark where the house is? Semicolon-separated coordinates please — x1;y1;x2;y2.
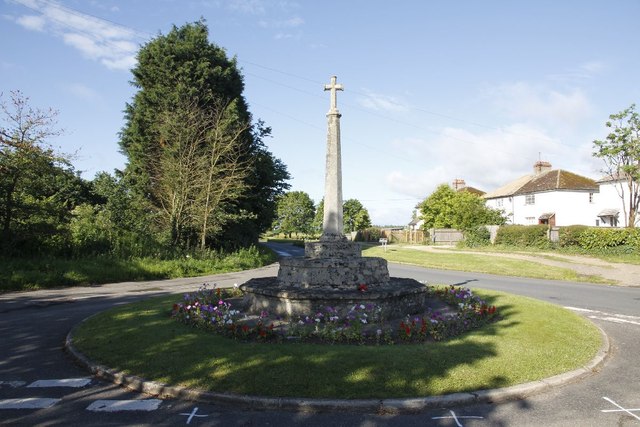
596;175;639;227
452;178;486;196
483;161;600;227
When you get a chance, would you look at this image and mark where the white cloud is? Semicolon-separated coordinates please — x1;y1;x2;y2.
9;0;144;71
385;122;580;200
227;0;266;15
357;89;409;113
16;14;46;31
484;82;594;130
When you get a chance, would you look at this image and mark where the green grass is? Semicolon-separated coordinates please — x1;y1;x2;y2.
72;289;602;399
0;246;277;292
364;246;611;284
444;244;640;266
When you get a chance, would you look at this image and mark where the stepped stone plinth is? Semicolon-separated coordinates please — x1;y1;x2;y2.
239;75;430;321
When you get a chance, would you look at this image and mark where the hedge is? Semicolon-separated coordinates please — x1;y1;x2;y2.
495;225;550;249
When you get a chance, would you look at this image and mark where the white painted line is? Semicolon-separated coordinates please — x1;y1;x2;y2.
0;381;27;388
432;410;483;427
180;407;209;424
602;397;640;421
589;316;640;326
27;378;92;388
565;306;599;313
86;399;162;412
0;398;60;409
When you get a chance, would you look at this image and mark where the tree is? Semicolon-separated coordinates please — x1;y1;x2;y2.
418;184;505;231
593;104;640;228
119;21;289;249
312;198;372;235
272;191;315;237
0;90;86;256
343;198;372;233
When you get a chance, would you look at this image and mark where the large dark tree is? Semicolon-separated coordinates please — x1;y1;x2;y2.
119;21;288;249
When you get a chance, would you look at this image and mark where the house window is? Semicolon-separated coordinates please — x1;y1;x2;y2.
525;216;536;224
496;199;503;207
595;219;600;226
525;194;535;205
589;193;594;203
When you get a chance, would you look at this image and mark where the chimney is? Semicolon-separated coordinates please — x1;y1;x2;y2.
533;161;552;175
452;178;466;190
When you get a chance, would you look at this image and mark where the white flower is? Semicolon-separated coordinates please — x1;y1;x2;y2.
359;304;365;309
361;319;367;324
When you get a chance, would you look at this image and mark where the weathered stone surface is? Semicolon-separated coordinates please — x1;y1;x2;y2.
278;256;389;289
305;240;361;259
241;277;431;319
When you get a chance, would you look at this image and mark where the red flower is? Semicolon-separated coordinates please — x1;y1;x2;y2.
358;284;368;292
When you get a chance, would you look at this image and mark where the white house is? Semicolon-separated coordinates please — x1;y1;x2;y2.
597;175;640;227
483;161;601;227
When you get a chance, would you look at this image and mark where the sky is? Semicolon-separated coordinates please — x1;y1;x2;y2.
2;0;640;226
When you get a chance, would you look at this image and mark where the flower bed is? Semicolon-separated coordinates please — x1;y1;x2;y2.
170;284;499;345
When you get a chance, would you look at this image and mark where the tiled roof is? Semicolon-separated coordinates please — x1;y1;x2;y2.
484;169;597;199
458;186;486;196
483;174;532;199
515;170;597;195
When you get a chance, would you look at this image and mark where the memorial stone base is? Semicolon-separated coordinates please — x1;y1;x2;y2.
240;238;430;321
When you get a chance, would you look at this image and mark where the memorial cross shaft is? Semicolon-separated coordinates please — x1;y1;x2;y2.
321;76;345;241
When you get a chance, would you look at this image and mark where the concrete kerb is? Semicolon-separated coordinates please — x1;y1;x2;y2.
64;315;611;415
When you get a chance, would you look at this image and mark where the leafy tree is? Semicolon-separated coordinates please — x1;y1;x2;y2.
70;171;158;257
593;104;640;228
273;191;315;237
0;90;88;256
343;198;372;233
418;184;505;231
119;21;288;249
311;198;372;235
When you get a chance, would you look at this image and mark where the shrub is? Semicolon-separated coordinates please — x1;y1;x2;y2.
577;228;632;250
461;226;491;248
558;225;590;248
495;225;550;248
356;227;384;242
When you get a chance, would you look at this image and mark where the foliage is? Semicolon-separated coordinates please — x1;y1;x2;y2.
461;226;491;248
558;225;590;247
343;199;372;233
272;191;315;237
0;246;276;292
418;184;505;231
312;198;372;235
0;90;91;256
119;21;288;250
171;284;498;345
593;104;640;227
494;225;551;249
576;228;638;251
355;227;384;242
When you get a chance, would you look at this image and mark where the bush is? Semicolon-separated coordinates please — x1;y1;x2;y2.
356;227;384;242
577;228;633;250
495;225;550;249
558;225;590;248
461;226;491;248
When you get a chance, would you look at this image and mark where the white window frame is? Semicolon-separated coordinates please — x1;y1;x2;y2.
525;194;535;205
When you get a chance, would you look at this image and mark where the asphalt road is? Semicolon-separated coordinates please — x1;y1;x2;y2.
1;243;639;426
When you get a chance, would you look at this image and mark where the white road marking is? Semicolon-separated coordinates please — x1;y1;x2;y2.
0;381;27;388
180;406;209;424
601;397;640;421
86;399;162;412
432;410;484;426
27;378;92;388
0;398;60;409
564;307;640;326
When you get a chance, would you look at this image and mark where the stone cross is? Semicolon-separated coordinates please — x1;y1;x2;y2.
324;75;344;113
321;76;345;241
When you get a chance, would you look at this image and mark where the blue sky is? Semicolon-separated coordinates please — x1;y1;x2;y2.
2;0;639;225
